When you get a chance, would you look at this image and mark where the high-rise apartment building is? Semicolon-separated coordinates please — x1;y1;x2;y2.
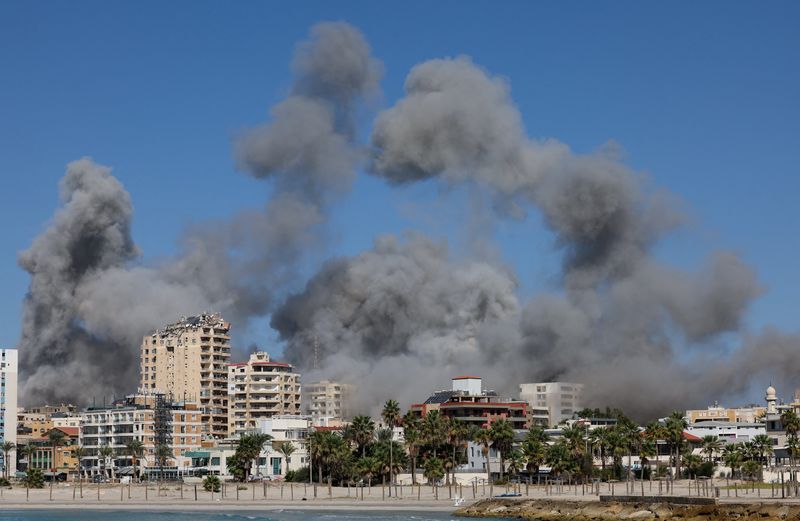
519;382;583;427
140;313;231;438
301;380;353;426
0;348;18;476
228;352;301;436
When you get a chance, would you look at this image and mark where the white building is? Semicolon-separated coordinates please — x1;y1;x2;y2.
465;440;502;474
52;413;84;429
519;382;583;427
0;348;18;476
257;415;311;475
685;421;766;444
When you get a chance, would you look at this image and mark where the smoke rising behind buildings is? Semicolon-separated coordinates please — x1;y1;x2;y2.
15;23;798;419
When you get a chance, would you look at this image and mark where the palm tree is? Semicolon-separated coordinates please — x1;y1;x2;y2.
741;459;761;480
1;441;15;480
639;440;656;479
723;444;743;478
643;421;667;473
788;435;800;472
782;409;800;469
507;449;524;477
490;419;515;482
782;410;800;435
606;427;627;477
752;434;774;467
423;456;444;485
125;439;144;480
589;428;610;471
546;439;574;477
682;453;703;478
232;433;271;481
47;429;66;474
275;441;296;476
422;411;447;458
475;428;493;483
701;435;722;463
155;444;172;480
402;411;421;484
21;444;37;497
619;421;641;482
319;433;347;488
358;456;380;488
308;430;326;484
665;412;688;479
350;415;376;457
446;419;469;486
98;444;114;479
522;428;547;478
382;399;401;494
71;446;86;497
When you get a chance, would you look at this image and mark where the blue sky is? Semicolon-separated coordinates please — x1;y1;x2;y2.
1;1;798;357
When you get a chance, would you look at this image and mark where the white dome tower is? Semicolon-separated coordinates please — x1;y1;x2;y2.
766;384;778;414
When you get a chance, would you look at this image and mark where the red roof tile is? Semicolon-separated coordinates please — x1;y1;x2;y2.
683;431;702;442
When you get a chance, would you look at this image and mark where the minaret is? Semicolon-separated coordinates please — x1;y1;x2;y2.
766;384;778;414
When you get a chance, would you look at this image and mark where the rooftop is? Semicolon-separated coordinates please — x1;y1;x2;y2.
688;421;765;428
151;312;229;335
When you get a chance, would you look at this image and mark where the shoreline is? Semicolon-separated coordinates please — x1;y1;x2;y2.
0;501;457;514
0;501;461;512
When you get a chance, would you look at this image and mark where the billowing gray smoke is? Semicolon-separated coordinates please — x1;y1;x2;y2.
276;55;790;420
370;56;677;288
18;25;797;419
17;22;381;405
18;159;140;403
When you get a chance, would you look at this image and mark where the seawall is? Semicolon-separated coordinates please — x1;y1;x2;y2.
456;498;800;521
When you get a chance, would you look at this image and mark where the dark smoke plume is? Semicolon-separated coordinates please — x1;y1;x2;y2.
17;22;381;405
18;158;139;403
276;55;782;420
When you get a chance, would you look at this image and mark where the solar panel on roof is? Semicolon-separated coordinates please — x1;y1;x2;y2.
424;390;457;404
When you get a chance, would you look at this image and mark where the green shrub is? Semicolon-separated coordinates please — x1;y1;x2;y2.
23;468;45;488
697;462;716;478
203;475;221;492
286;466;309;482
0;477;10;487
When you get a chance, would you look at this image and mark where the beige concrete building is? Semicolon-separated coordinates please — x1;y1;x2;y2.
17;404;79;437
228;352;301;436
686;402;767;424
519;382;583;427
140;313;231;438
25;427;80;478
301;380;353;426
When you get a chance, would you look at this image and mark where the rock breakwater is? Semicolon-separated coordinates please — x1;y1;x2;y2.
456;498;800;521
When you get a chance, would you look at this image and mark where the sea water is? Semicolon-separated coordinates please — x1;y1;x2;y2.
0;510;474;521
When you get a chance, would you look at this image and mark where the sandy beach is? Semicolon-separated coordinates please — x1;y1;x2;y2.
0;481;474;511
1;479;794;512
